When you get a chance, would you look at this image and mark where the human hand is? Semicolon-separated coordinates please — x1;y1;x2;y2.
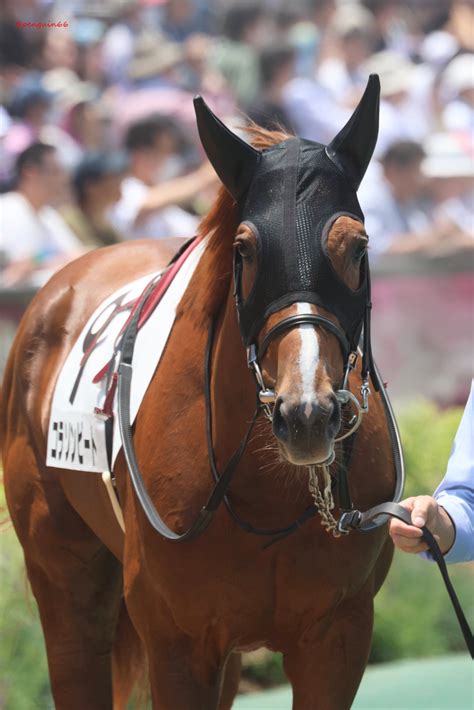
389;496;455;555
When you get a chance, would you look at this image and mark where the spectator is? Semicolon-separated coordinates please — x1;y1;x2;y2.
283;0;336;80
249;45;296;132
360;0;404;53
109;31;231;148
4;75;53;163
61;151;128;249
159;0;212;43
41;28;79;73
4;73;84;174
449;0;474;52
282;70;350;145
308;0;337;31
363;50;432;155
317;5;376;104
439;53;474;132
109;114;217;240
0;19;31;99
127;31;185;90
57;84;106;155
359;140;431;257
0;143;83;287
422;132;474;253
361;135;474;259
0;0;470;266
211;5;270;107
302;0;337;67
181;33;228;97
102;2;144;86
72;17;107;86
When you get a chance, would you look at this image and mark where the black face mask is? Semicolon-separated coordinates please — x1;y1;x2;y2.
194;75;380;352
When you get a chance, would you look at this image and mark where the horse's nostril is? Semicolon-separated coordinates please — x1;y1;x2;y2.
272;397;289;442
327;395;341;437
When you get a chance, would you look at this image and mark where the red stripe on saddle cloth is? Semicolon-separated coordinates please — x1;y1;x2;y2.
137;235;203;330
92;236;203;387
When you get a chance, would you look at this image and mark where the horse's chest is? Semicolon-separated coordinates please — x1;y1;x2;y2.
140;521;381;647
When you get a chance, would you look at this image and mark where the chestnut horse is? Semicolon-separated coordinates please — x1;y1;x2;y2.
2;80;397;709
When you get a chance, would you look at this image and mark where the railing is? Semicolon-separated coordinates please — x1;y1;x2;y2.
1;249;472;404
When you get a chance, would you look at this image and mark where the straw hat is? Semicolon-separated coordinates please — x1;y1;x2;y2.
42;69;99;112
128;32;184;81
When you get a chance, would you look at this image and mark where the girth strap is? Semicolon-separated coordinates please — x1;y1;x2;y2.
338;502;474;659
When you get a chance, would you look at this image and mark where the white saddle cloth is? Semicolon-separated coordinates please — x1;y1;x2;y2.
46;239;206;473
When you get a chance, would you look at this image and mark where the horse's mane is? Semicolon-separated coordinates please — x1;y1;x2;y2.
177;124;290;328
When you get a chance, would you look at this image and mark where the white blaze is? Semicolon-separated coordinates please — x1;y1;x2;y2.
296;303;319;417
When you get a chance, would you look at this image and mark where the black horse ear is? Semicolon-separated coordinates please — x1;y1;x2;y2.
194;96;261;201
326;74;380;190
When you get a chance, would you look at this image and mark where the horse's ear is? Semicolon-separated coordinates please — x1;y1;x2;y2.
194;96;261;201
326;74;380;190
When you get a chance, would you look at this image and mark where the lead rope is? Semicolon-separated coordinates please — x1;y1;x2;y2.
308;465;341;537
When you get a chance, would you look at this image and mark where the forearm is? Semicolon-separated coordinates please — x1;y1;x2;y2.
435;505;456;555
134;174;201;226
432;492;474;563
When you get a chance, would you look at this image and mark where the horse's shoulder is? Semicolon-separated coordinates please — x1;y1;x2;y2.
8;239;186;406
22;238;186;334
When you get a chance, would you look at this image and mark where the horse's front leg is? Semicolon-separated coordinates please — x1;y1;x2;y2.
283;582;375;710
143;633;236;710
126;586;234;710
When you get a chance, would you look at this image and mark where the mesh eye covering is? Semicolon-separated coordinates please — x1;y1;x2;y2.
233;136;369;349
194;75;380;352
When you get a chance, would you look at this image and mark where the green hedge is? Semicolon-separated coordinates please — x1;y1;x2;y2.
1;401;471;706
369;400;472;663
0;517;52;709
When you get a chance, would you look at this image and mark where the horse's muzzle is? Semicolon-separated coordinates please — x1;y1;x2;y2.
272;394;341;465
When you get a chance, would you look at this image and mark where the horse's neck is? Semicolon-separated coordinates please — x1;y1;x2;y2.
211;288;257;449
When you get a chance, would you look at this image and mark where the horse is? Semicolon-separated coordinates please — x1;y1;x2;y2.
1;75;398;709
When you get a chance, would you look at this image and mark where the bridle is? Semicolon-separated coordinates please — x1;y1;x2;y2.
247;312;369;442
118;234;396;543
116;239;473;658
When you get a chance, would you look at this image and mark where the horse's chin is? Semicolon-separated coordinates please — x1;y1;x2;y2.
278;443;335;467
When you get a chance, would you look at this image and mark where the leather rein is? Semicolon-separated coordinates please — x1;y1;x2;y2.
116;256;473;659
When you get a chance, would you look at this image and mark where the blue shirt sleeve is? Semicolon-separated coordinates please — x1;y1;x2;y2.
422;379;474;564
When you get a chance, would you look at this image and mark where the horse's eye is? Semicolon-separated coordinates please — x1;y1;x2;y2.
353;240;368;262
236;241;254;261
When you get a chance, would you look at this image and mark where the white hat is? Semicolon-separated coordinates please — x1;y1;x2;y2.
419;31;459;67
440;54;474;99
422;132;474;178
331;4;375;38
363;51;414;97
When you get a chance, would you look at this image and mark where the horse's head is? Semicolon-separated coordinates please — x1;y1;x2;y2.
195;76;380;466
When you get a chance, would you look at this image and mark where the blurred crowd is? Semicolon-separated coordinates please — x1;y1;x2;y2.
0;0;473;288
